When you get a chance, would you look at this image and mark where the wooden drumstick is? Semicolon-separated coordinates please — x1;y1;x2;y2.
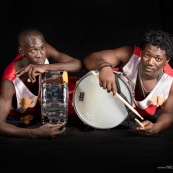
91;70;144;120
115;93;143;120
134;118;144;127
62;71;68;83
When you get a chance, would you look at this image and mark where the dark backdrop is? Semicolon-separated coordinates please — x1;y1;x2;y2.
1;1;173;172
1;0;173;77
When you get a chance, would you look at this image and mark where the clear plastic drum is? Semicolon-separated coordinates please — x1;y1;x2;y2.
40;71;68;124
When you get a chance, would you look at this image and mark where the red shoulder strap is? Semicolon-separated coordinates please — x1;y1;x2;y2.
164;63;173;77
133;46;141;56
2;54;22;81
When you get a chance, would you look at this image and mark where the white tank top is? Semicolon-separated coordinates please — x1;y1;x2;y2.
122;54;173;115
12;59;49;113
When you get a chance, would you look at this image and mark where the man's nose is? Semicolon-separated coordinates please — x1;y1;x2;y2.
148;57;154;65
36;49;43;57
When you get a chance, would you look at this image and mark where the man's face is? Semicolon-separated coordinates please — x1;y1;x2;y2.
140;44;168;76
21;35;47;64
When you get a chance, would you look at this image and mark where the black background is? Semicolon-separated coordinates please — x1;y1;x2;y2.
1;0;173;77
1;1;173;172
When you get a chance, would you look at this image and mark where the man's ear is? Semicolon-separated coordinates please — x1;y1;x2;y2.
18;47;24;55
165;58;170;66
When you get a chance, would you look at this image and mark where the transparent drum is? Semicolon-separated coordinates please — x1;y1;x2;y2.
40;71;68;124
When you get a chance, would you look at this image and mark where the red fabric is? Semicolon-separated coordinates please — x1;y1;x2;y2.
68;77;79;116
2;54;22;81
163;63;173;77
133;46;141;56
134;104;158;117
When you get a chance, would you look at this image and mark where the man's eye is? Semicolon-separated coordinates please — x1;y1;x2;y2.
29;49;35;53
41;46;46;50
155;58;161;62
144;53;149;57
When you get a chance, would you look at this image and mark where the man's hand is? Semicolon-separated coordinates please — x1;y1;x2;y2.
99;67;117;96
27;123;66;138
136;120;157;136
15;64;46;83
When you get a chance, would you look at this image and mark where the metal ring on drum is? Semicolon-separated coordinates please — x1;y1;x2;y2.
72;70;134;129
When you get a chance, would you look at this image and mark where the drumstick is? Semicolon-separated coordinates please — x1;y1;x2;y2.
62;71;68;83
134;118;144;128
115;93;143;120
91;70;144;120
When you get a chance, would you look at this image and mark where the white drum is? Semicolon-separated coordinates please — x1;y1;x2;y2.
73;70;134;129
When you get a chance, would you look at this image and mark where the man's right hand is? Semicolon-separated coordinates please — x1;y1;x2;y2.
99;67;117;96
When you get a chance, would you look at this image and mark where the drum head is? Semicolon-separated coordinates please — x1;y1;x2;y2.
73;71;133;129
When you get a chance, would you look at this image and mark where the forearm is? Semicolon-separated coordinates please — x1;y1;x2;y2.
45;59;83;72
154;113;173;133
0;122;38;138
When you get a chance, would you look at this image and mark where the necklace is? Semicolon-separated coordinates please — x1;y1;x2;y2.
138;64;163;98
